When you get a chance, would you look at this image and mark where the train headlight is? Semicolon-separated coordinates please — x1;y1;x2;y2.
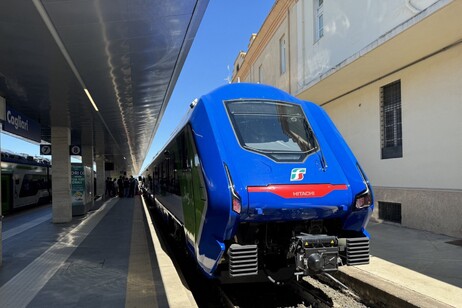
232;192;242;214
354;189;372;209
224;163;241;214
354;163;373;210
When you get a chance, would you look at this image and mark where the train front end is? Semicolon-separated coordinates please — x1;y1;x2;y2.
206;85;374;283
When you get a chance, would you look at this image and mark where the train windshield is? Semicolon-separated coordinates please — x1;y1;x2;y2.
225;100;318;162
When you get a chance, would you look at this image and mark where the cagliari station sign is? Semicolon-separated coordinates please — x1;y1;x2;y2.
0;98;42;143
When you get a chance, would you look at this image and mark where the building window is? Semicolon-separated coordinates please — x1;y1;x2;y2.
258;64;263;84
380;80;402;159
315;0;324;41
279;35;286;75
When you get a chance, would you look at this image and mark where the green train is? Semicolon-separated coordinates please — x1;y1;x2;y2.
1;151;51;214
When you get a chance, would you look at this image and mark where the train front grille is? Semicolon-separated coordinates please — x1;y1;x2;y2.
346;237;370;265
228;244;258;277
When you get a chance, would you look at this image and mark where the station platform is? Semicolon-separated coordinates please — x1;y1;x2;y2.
0;196;197;308
337;220;462;308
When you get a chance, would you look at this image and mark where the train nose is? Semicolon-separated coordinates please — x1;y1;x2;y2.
245;183;351;220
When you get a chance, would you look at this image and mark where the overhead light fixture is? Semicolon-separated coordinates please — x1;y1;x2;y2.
84;89;99;112
33;0;99;113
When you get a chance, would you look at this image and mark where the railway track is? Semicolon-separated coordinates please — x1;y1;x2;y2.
289;275;366;308
216;277;365;308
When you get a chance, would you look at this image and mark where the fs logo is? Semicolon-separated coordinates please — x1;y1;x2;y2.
290;168;306;181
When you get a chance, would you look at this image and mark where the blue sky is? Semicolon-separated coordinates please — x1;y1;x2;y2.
1;1;275;174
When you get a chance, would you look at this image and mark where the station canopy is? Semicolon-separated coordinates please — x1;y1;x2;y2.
0;0;209;175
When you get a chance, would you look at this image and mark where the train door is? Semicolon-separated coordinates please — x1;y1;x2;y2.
1;174;13;214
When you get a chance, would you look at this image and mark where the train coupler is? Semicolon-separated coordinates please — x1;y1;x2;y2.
289;233;339;276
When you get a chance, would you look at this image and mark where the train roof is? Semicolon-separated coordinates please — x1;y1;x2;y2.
201;83;305;106
1;151;51;167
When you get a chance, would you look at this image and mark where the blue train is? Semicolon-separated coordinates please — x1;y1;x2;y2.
143;83;373;283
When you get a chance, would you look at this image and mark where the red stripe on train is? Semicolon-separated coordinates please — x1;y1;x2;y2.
247;184;348;199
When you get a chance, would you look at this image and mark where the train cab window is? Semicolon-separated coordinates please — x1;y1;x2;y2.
225;100;318;162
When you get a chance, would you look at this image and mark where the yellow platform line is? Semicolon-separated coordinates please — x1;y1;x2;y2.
125;197;157;307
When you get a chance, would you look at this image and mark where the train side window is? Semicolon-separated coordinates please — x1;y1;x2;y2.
19;175;39;197
160;142;180;196
185;125;207;202
178;131;189;170
153;167;159;194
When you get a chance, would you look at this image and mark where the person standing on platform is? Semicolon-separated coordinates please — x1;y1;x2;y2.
128;176;135;197
124;176;130;197
108;178;114;197
112;178;117;197
118;176;124;198
105;177;111;197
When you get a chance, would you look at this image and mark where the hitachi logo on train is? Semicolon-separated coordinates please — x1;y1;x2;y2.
293;191;315;197
290;168;306;181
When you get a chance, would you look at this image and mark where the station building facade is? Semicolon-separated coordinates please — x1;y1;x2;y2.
232;0;462;238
